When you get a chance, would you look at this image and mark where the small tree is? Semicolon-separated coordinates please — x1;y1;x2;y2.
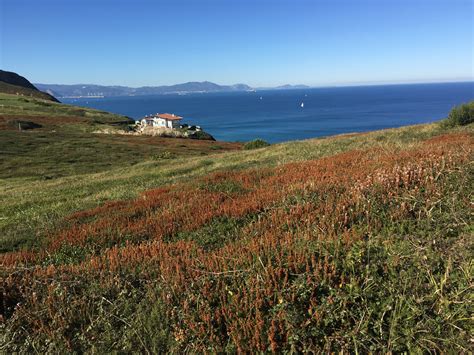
441;101;474;128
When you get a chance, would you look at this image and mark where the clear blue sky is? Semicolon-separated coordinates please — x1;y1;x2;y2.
1;0;472;87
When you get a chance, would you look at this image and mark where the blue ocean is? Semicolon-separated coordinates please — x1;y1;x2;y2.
63;82;473;143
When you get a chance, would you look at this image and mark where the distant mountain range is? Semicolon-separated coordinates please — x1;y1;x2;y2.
35;81;311;98
272;84;311;90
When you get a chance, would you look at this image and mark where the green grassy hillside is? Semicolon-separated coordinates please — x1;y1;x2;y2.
0;81;58;102
0;70;59;102
0;92;127;121
0;94;472;353
0;93;241;249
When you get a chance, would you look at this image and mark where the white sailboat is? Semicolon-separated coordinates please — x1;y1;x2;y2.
300;102;304;108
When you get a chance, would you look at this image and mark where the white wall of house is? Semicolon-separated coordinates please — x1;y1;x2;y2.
144;118;166;127
141;117;181;129
154;118;167;128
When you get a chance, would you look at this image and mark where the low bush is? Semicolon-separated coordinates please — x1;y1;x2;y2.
243;138;270;150
188;130;215;141
440;101;474;127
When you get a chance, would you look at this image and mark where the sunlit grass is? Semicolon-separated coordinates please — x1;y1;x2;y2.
1;121;461;251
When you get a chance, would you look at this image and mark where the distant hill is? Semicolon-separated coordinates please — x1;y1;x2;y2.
35;81;314;98
257;84;311;90
0;70;59;102
35;84;131;98
35;81;254;98
34;81;314;98
274;84;311;90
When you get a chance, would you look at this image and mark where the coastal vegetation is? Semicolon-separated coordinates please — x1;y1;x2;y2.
0;93;473;352
243;138;271;150
441;101;474;127
0;93;240;251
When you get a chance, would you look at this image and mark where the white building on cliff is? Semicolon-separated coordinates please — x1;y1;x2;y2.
140;113;183;129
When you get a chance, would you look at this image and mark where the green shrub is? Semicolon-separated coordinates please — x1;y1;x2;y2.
188;130;215;141
441;101;474;127
243;138;270;150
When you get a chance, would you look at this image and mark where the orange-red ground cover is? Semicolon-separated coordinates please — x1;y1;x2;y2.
1;132;472;352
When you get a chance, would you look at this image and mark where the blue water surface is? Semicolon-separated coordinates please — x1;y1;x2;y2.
63;82;474;143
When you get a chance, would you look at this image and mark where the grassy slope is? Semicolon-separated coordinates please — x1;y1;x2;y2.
0;93;241;250
0;93;473;352
1;120;451;252
0;81;58;102
0;92;129;121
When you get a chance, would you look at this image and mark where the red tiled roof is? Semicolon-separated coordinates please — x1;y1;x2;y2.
156;113;182;120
